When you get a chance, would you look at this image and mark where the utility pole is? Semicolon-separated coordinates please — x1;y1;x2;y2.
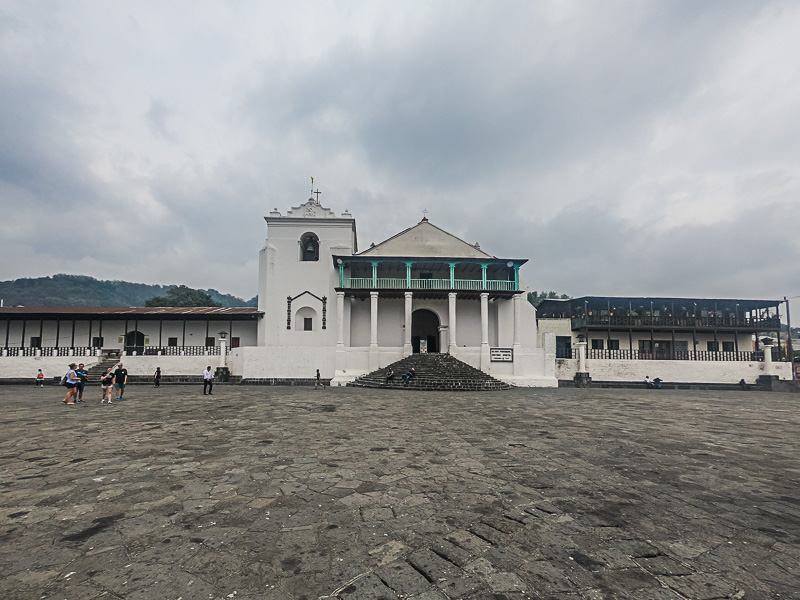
786;296;795;379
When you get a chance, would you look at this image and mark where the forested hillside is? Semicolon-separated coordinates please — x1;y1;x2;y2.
0;275;257;307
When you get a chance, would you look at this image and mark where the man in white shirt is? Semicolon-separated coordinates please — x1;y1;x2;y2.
203;366;214;395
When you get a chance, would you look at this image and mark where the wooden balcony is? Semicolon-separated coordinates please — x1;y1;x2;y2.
571;315;781;331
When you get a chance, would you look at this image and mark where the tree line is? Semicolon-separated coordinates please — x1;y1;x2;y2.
0;275;257;307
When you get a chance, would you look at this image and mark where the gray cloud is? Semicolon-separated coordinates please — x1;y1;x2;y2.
0;1;798;319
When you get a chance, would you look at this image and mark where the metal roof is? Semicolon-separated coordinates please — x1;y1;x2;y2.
0;306;263;319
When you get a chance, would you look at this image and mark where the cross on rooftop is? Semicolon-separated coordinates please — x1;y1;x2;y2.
313;189;322;203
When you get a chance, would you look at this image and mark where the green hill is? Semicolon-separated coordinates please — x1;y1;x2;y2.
0;275;257;308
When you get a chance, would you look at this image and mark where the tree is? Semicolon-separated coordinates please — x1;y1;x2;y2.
527;290;571;308
145;285;222;307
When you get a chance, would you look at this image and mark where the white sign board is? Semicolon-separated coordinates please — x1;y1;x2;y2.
490;348;513;362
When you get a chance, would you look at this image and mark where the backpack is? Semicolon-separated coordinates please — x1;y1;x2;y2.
60;373;68;386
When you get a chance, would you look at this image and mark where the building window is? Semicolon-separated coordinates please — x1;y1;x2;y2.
92;336;104;348
300;233;319;261
295;306;318;330
722;341;734;352
30;337;41;348
168;337;178;347
205;337;215;347
591;339;604;350
420;272;433;279
555;336;572;359
608;339;620;350
707;341;719;352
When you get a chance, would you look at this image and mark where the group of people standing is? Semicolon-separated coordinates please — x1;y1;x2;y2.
61;363;128;405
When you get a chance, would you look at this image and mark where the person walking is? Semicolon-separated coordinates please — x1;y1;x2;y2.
101;367;115;403
35;369;45;388
154;367;161;388
62;363;79;405
203;366;214;395
75;363;89;403
314;368;324;390
113;363;128;401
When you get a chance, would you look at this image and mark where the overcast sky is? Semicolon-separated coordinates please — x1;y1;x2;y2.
1;1;798;317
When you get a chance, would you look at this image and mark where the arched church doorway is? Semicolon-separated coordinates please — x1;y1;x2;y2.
411;309;439;353
125;330;145;355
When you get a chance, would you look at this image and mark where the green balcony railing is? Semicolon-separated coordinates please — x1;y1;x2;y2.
342;278;516;291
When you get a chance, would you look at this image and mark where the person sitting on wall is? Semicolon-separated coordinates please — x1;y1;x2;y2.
401;367;416;386
739;378;748;391
644;375;654;389
653;377;663;389
385;368;394;384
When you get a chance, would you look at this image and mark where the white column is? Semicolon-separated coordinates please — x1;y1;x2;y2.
219;338;227;368
480;292;490;370
512;295;522;375
370;292;379;347
336;292;345;347
577;340;588;373
369;291;379;371
403;292;413;357
448;292;457;355
763;341;774;376
335;292;346;376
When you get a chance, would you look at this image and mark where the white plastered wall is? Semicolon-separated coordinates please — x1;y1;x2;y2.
556;357;792;383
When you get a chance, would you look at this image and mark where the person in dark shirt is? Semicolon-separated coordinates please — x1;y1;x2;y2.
75;363;89;402
101;367;115;403
113;364;128;401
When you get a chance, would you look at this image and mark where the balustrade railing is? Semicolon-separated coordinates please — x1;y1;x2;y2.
342;277;516;291
141;346;223;356
1;346;224;357
1;347;100;357
572;315;781;329
556;348;782;362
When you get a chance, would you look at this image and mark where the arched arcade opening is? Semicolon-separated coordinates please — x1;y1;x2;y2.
411;308;440;353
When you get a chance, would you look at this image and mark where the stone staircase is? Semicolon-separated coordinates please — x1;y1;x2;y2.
348;353;512;391
85;356;120;383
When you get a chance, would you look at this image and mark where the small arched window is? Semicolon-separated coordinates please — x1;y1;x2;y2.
295;306;318;331
300;233;319;261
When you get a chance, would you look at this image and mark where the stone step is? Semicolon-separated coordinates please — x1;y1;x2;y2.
349;353;511;391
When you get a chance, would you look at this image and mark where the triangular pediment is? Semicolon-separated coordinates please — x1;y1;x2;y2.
358;220;493;258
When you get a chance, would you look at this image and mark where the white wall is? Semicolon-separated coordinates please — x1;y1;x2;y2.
233;346;337;379
0;356;101;379
556;357;793;383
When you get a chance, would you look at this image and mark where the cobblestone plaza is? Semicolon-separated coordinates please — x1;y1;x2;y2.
1;384;798;599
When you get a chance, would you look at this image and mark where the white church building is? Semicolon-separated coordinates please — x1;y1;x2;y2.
231;197;557;386
1;195;792;387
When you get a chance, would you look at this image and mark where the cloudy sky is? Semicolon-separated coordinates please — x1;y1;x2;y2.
1;1;798;316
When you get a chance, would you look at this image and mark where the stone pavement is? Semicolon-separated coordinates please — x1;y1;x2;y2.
1;384;798;600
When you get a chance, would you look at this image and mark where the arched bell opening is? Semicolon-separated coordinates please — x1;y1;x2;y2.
411;309;440;353
299;233;320;262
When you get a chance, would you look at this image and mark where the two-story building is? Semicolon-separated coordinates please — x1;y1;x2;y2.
536;296;791;383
